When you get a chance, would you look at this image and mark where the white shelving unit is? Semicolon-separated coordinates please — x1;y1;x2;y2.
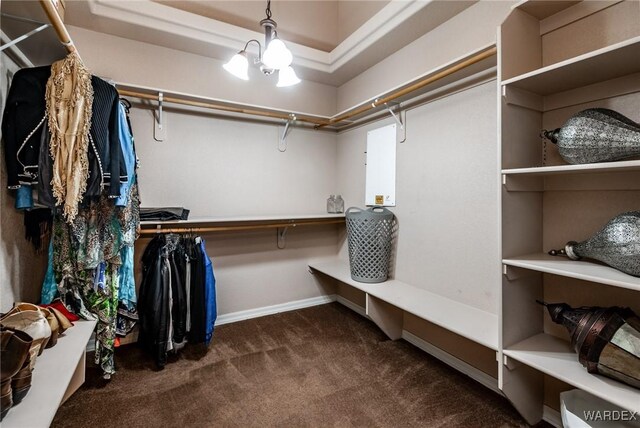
502;159;640;177
501;36;640;95
498;1;640;425
504;333;640;414
2;320;97;428
309;258;498;350
503;253;640;292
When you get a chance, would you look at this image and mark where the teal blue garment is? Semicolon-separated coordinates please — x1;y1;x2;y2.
118;245;137;310
115;102;136;207
40;240;58;304
200;240;217;345
15;185;33;210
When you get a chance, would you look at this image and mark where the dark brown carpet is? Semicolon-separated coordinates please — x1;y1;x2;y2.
53;303;535;427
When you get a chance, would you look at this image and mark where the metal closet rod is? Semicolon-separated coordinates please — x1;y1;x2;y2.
39;0;77;55
318;45;498;130
117;89;331;126
139;219;345;235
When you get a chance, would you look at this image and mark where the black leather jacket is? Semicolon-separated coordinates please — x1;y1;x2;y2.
138;235;188;368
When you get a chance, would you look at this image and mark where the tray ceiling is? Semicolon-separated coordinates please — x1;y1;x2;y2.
12;0;478;86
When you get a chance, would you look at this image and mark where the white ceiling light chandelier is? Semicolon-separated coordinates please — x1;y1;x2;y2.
223;0;300;87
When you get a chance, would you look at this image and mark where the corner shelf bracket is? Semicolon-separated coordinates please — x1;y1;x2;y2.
154;91;166;142
383;102;406;144
502;354;522;370
279;114;296;152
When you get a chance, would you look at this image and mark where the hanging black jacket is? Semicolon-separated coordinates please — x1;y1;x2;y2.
138;236;171;368
1;67;126;199
1;66;50;189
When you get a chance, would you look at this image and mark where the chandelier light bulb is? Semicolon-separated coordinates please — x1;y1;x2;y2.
277;66;301;87
263;38;293;70
223;51;249;80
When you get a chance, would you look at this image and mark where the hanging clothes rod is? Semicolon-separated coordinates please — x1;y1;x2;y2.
38;0;77;55
139;219;345;235
317;46;497;129
117;89;331;127
117;46;496;130
37;0;495;130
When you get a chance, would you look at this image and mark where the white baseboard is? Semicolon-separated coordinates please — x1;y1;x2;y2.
336;295;368;318
543;405;563;428
402;330;501;394
215;294;337;326
88;295;337;352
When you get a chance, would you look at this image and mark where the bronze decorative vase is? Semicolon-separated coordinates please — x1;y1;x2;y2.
549;211;640;277
540;301;640;389
541;108;640;164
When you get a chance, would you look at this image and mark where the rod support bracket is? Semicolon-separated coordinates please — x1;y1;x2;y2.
384;102;406;144
277;226;290;249
279;114;296;152
154;91;166;142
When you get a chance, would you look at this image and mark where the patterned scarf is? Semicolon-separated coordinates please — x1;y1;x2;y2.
45;52;93;222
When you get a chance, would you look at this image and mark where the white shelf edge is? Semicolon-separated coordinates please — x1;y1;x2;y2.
500;36;640;88
140;213;346;226
502;160;640;176
2;320;97;428
504;333;640;414
309;258;499;350
502;254;640;292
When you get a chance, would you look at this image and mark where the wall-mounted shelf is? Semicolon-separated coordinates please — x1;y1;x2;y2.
309;258;498;350
139;213;345;235
512;0;581;20
504;333;640;414
501;36;640;95
503;254;640;292
2;320;97;428
502;160;640;177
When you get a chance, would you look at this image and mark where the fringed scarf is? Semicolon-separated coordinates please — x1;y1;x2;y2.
45;52;93;222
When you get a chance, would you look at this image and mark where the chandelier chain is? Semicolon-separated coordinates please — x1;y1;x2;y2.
265;0;272;19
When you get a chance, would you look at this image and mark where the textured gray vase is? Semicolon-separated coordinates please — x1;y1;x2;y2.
542;108;640;164
549;211;640;277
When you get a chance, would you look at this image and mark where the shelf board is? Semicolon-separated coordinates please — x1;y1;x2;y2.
504;333;640;413
2;320;97;428
309;258;499;350
502;160;640;176
512;0;581;20
503;253;640;292
501;36;640;95
140;213;345;226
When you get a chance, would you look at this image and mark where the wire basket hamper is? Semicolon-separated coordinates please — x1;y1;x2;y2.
345;207;395;283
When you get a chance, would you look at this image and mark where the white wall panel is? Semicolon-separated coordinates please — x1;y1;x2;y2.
337;81;499;314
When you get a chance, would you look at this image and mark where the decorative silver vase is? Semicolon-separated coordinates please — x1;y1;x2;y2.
541;108;640;164
539;301;640;389
549;211;640;277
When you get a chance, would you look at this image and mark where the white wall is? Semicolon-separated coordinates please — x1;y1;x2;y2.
130;105;341;315
67;25;337;117
336;80;500;314
133;108;338;217
129;104;340;316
